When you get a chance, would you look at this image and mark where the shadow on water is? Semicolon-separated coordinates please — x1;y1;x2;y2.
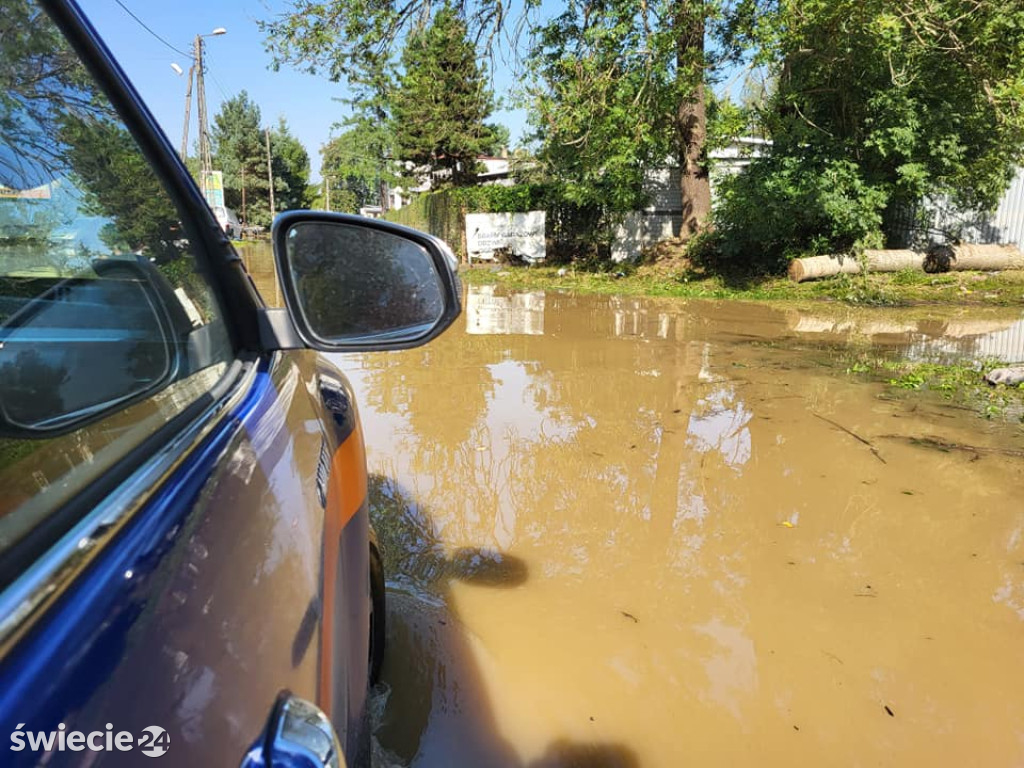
367;473;637;768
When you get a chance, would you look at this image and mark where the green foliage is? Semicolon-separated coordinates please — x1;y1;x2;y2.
705;94;749;163
210;94;312;222
708;154;888;272
841;356;1024;423
482;123;511;156
61;116;183;262
390;5;498;186
270;118;313;210
211;91;269;224
712;0;1024;267
526;0;713;212
385;182;606;262
320;124;388;212
384;191;464;256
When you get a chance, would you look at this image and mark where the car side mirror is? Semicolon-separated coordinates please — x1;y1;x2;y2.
270;212;461;352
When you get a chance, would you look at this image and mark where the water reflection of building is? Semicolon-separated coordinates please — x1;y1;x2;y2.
905;317;1024;363
786;311;1024;364
465;284;545;335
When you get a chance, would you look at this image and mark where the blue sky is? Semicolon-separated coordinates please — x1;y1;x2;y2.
76;0;530;182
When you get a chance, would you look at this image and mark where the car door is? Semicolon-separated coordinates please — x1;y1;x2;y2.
0;1;359;765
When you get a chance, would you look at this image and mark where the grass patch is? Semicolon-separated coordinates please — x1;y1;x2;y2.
842;355;1024;423
462;264;1024;307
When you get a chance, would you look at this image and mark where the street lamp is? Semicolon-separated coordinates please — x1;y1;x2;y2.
178;27;227;167
194;27;226;177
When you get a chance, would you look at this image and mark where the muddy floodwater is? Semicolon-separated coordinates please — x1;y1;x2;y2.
239;247;1024;766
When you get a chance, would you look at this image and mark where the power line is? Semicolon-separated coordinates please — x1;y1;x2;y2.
112;0;193;60
202;50;232;102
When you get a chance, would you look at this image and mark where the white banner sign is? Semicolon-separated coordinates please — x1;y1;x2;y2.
466;211;546;262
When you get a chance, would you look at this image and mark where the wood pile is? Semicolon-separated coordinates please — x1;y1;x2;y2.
788;243;1024;283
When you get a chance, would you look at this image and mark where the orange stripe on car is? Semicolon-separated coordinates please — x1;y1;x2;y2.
318;426;367;716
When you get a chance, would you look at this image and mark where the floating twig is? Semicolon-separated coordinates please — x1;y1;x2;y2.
813;412;887;464
879;434;1024;460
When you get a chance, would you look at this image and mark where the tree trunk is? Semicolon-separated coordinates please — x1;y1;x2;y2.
675;0;712;240
788;250;923;282
923;243;1024;273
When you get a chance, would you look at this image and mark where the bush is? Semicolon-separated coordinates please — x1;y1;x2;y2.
709;154;888;273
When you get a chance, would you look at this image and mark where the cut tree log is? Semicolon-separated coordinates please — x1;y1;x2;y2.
788;250;923;283
923;243;1024;273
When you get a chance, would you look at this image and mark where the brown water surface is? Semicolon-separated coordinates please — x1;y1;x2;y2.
240;246;1024;766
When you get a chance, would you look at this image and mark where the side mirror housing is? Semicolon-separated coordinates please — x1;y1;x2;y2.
269;211;461;352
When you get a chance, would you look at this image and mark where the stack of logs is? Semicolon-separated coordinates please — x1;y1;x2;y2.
788;243;1024;283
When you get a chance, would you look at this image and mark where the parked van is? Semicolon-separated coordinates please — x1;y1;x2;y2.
213;205;241;239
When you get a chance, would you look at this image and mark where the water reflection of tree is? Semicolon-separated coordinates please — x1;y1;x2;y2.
358;332;502;447
362;301;694;539
1;1;189;264
0;1;98;186
59;116;183;262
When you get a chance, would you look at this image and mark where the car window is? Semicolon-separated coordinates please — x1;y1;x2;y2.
0;1;233;559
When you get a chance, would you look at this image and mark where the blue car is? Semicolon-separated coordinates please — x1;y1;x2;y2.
0;1;460;765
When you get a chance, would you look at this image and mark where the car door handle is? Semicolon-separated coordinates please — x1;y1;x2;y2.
240;693;345;768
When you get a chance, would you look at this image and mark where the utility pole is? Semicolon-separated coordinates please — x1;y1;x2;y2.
324;175;330;212
195;35;212;178
179;28;225;173
180;63;195;160
241;166;247;228
265;128;275;218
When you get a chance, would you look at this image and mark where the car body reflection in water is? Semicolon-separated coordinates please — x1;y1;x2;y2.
338;283;1024;767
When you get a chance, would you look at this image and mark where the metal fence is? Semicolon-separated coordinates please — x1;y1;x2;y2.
892;167;1024;249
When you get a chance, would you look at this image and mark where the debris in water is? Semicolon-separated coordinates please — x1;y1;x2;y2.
780;521;795;528
793;725;800;731
884;705;895;717
812;412;886;464
620;611;639;623
881;434;1024;460
985;366;1024;387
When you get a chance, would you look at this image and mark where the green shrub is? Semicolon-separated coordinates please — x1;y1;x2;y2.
710;154;888;273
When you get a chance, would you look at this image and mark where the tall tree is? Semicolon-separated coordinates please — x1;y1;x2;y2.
390;5;498;186
260;1;716;227
712;0;1024;264
320;124;390;212
270;117;312;211
526;1;720;228
210;91;269;225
